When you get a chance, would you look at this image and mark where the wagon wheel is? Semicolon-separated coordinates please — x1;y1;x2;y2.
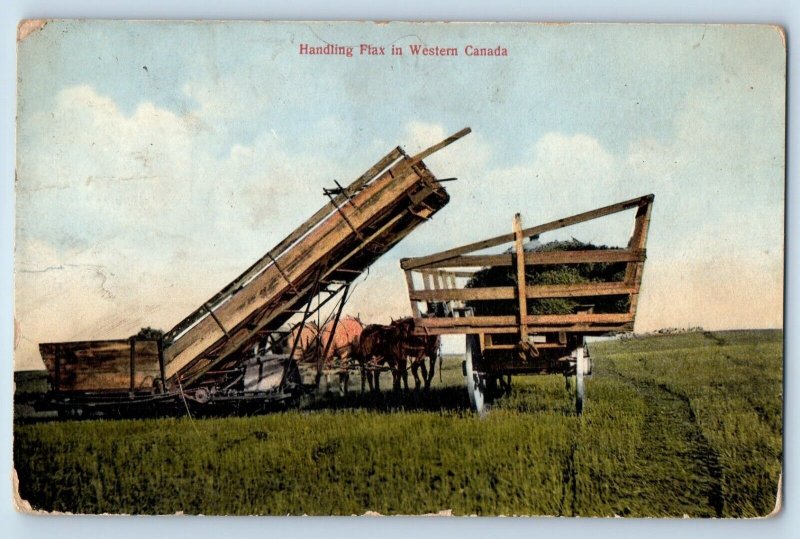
464;334;492;416
575;341;587;415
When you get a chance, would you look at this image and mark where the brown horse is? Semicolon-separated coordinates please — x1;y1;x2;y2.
318;315;363;394
388;317;441;391
286;317;363;395
355;323;395;393
288;321;320;362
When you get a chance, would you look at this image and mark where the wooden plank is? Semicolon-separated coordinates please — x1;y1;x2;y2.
133;340;162;390
423;271;435;290
401;194;654;270
405;249;646;269
625;197;654;317
412;323;634;336
417;313;634;328
409;281;636;301
405;128;472;168
628;197;654;251
405;270;421;318
484;342;565;350
513;213;528;341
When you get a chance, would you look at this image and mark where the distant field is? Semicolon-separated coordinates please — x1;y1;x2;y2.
14;330;782;516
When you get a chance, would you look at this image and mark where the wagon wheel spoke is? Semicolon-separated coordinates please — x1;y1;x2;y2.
465;334;491;416
575;340;588;415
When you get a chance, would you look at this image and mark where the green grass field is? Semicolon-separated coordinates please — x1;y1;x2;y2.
13;329;782;517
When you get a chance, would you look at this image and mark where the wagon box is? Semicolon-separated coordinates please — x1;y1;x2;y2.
39;339;163;394
400;194;654;414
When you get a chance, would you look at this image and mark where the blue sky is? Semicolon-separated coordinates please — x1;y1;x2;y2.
14;21;785;369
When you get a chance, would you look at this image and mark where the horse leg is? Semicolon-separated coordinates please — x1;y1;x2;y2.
401;359;410;391
425;353;436;390
418;359;428;391
339;354;349;396
360;361;367;393
411;361;422;391
392;359;403;392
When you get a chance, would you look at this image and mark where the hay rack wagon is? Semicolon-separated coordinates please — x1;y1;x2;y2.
37;128;471;417
400;194;654;414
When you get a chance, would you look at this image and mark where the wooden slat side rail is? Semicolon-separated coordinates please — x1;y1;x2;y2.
163;146;405;344
417;313;634;328
400;194;654;270
405;270;421;318
406;249;646;269
409;281;636;302
412;322;634;336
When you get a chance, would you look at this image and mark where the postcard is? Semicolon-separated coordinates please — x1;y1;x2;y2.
13;20;785;517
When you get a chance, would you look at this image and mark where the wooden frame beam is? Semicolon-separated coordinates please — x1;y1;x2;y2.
404;248;646;270
401;194;654;270
409;281;636;302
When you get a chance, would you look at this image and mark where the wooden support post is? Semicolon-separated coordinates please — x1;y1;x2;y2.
449;272;458;289
513;213;529;343
405;270;421;318
288;269;323;363
423;271;435;291
157;338;166;393
320;285;350;374
625;198;654;315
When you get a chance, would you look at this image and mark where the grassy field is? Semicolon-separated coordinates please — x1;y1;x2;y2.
13;329;782;517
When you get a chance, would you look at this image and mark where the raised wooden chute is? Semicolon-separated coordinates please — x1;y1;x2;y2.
39;128;471;411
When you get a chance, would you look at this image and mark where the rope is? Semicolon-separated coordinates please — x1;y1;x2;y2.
176;377;201;436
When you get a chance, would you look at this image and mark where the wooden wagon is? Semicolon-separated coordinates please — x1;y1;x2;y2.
400;194;654;414
38;128;471;416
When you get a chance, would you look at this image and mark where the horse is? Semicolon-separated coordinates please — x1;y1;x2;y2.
388;317;441;391
317;315;364;394
355;323;395;393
